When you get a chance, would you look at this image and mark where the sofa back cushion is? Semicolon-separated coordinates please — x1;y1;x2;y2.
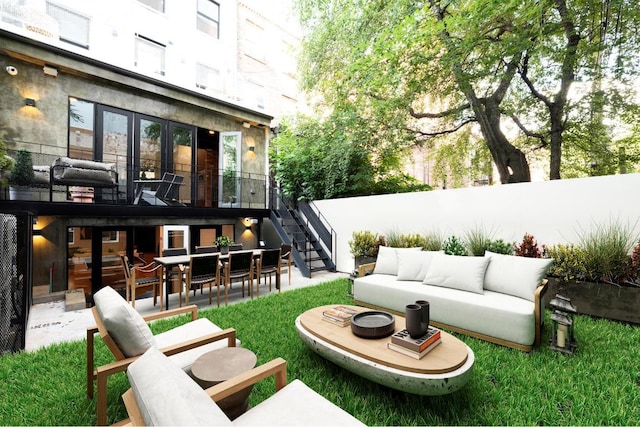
396;250;440;281
422;254;489;294
373;246;422;276
128;347;231;426
93;286;157;357
483;251;553;302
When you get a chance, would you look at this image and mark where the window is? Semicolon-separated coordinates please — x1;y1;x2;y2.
68;98;95;160
197;0;220;38
247;81;266;110
135;34;165;76
46;2;90;48
196;63;222;92
137;0;164;12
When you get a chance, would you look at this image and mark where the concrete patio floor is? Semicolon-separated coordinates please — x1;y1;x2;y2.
25;268;348;351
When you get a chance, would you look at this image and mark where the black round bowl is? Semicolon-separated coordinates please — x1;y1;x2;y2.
350;310;395;339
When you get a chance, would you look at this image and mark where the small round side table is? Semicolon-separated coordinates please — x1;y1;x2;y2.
191;347;257;420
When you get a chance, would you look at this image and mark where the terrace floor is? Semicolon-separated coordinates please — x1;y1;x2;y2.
26;267;348;351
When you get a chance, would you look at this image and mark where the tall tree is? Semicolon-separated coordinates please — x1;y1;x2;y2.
295;0;640;182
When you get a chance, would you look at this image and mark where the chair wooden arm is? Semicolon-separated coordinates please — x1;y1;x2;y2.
533;279;549;347
121;357;288;426
134;262;163;274
357;262;376;277
205;357;288;402
142;304;198;322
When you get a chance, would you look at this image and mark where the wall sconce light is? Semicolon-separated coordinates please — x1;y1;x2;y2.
245;225;251;230
43;65;58;77
33;229;43;236
242;121;251;128
248;146;255;152
25;98;36;107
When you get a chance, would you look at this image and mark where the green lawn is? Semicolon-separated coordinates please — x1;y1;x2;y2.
1;278;639;425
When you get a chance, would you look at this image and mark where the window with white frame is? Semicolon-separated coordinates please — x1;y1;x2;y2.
243;19;265;63
137;0;164;12
197;0;220;38
46;2;90;48
247;80;265;110
135;34;165;76
196;63;222;92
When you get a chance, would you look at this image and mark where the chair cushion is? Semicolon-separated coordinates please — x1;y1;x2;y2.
373;246;422;276
233;379;365;426
483;251;553;302
422;254;489;294
396;250;440;281
93;286;156;357
127;347;231;426
154;318;241;375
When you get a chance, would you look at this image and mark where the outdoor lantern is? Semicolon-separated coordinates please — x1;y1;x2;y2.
549;294;578;354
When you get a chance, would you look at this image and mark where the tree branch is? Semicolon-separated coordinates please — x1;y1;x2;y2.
409;103;471;119
519;53;553;108
509;114;548;146
409;117;476;138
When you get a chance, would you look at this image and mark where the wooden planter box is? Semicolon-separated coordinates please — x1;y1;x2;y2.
544;278;640;324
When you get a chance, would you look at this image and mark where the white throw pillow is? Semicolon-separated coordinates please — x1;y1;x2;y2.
422;254;490;294
484;251;553;302
373;246;422;276
396;251;440;281
93;286;157;357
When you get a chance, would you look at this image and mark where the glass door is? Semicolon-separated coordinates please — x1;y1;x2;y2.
219;131;241;207
169;122;195;205
96;106;133;202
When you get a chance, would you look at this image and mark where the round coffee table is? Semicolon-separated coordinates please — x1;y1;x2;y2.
191;347;257;420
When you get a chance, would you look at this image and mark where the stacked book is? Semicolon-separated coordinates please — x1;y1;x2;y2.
322;306;359;327
387;327;442;359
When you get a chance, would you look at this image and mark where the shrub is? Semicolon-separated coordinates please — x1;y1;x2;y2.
514;233;542;258
348;231;385;258
443;235;467;256
215;235;233;246
485;239;515;255
464;225;496;256
544;244;585;282
423;231;444;251
629;241;640;284
577;220;637;284
384;229;424;248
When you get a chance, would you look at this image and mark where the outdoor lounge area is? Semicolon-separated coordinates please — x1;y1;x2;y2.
4;277;640;425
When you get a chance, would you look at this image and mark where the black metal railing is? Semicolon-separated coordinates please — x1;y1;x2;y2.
2;146;269;209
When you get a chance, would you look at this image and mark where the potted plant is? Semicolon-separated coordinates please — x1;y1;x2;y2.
215;235;233;254
9;148;35;200
348;231;385;268
0;139;15;199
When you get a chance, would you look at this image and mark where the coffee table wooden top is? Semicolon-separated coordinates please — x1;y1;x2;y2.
299;305;468;374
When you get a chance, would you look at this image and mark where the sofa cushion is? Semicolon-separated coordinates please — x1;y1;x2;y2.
484;251;553;302
233;379;365;426
422;254;489;294
127;347;231;426
93;286;156;357
396;250;439;281
373;246;422;276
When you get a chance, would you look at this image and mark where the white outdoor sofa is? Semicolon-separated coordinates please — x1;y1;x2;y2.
354;247;552;351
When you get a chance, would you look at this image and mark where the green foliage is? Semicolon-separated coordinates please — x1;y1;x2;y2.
576;220;638;284
485;239;515;255
383;230;426;248
442;235;468;256
514;233;542;258
545;244;587;283
0;139;14;186
423;231;444;251
348;231;385;258
464;225;496;256
214;236;232;247
9;148;34;187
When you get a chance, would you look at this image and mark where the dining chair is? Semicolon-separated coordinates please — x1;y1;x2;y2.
220;251;254;304
255;248;282;296
280;243;293;285
161;248;188;302
119;255;162;309
228;243;244;252
181;254;221;306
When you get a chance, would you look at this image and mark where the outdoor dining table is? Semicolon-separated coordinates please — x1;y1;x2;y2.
153;250;266;310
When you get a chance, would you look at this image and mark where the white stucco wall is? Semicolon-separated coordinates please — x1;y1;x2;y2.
314;173;640;273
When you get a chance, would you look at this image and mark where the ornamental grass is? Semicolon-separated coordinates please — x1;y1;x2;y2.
1;278;640;425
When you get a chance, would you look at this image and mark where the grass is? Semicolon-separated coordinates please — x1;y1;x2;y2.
2;278;640;425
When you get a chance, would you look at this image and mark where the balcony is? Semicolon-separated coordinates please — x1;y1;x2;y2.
1;148;270;211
